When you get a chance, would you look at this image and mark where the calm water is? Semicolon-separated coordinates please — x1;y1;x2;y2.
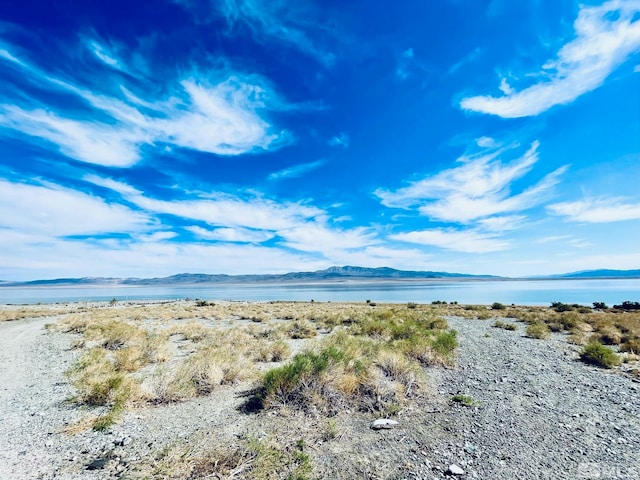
0;279;637;306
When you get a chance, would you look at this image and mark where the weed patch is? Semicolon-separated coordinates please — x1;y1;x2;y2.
580;341;621;368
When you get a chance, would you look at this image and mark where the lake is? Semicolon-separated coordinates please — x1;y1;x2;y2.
0;278;637;306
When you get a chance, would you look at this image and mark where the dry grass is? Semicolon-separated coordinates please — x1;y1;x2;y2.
131;434;313;480
34;298;639;434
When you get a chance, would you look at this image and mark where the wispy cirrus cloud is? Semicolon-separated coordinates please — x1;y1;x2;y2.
548;197;640;223
84;174;378;258
85;175;321;231
376;141;567;223
460;0;640;117
268;160;325;181
0;38;292;167
328;132;350;148
391;228;509;253
214;0;338;66
186;226;275;243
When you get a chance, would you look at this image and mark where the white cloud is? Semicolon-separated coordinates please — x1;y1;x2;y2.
87;40;122;69
280;223;376;253
498;77;515;95
476;215;525;231
476;136;497;148
391;229;509;253
376;141;567;223
328;132;350;148
84;175;380;259
0;179;152;236
216;0;337;66
268;160;325;181
448;47;483;75
548;197;640;222
186;226;275;243
460;0;640;117
0;43;291;167
0;107;143;167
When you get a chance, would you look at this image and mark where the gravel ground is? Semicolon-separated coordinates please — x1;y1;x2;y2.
0;312;638;479
420;316;640;480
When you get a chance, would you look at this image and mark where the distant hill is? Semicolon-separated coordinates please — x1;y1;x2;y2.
3;266;638;287
550;269;640;279
1;266;497;286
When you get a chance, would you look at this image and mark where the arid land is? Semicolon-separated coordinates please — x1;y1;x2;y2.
0;300;638;479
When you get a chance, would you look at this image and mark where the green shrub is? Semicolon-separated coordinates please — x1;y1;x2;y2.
580;341;621;368
451;394;479;407
491;302;506;310
431;330;458;359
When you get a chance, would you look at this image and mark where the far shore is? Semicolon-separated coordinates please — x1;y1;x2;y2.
1;275;639;289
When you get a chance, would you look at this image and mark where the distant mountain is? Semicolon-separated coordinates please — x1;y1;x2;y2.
1;266;497;286
4;266;638;287
550;269;640;279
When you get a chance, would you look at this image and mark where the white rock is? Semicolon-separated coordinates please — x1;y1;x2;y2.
370;419;399;430
448;464;465;475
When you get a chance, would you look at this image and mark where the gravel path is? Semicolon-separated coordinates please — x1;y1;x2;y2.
0;313;638;479
0;317;79;479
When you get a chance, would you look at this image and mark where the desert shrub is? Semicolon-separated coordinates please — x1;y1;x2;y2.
491;302;506;310
580;341;621;368
493;320;517;331
558;311;580;330
597;325;623;345
593;302;608;310
452;394;479;407
170;322;212;342
620;338;640;354
551;302;574;313
375;350;422;390
613;301;640;311
431;330;458;359
526;322;551;339
286;320;317;339
429;317;449;330
257;346;360;412
256;340;291;362
136;436;311;480
180;346;253;394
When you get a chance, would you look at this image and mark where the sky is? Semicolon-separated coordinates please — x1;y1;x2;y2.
0;0;639;281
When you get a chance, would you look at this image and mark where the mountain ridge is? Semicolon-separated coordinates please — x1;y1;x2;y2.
1;267;638;287
1;266;493;286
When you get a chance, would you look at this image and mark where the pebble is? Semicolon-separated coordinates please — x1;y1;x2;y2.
371;419;400;430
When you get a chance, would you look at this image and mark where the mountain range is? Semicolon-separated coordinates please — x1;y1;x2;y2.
1;267;638;287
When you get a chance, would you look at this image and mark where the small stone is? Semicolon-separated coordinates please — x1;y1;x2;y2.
370;419;400;430
114;436;131;447
447;464;465;475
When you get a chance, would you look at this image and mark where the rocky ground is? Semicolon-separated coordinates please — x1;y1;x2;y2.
0;307;638;479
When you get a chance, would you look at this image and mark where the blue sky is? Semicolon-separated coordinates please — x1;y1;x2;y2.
0;0;639;280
